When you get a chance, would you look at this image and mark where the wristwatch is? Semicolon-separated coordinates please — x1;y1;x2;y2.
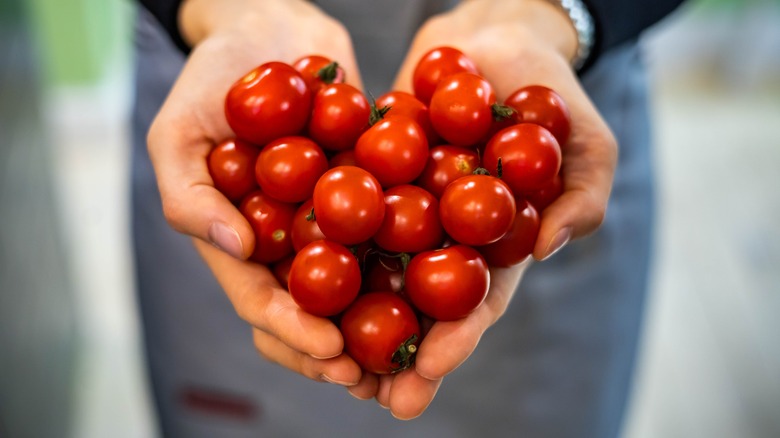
548;0;595;70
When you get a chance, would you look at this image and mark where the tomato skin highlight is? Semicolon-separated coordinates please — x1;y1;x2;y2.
239;190;297;264
404;245;490;321
478;199;540;267
289;240;361;317
255;136;328;203
340;292;420;374
308;83;370;151
225;62;311;146
412;46;479;105
354;116;429;188
415;145;480;199
505;85;571;146
439;174;516;246
312;166;385;245
483;123;562;192
208;138;260;203
372;185;444;254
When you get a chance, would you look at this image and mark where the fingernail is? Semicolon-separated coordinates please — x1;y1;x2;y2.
208;222;244;259
320;374;357;387
348;388;372;400
377;400;390;410
310;352;340;360
542;227;571;261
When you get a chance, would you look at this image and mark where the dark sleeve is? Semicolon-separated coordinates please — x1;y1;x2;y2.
582;0;685;69
137;0;190;53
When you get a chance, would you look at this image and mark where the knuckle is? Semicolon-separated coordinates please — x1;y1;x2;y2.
160;197;187;231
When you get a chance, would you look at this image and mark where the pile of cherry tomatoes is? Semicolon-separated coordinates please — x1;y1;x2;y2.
208;47;569;375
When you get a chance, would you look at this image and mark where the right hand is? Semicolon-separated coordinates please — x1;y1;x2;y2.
146;0;364;387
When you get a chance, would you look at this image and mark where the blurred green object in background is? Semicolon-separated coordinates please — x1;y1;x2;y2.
24;0;133;87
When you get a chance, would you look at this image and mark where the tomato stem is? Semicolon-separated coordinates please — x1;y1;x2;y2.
472;167;491;176
390;334;419;373
497;157;503;179
316;61;341;84
305;207;316;221
491;103;515;121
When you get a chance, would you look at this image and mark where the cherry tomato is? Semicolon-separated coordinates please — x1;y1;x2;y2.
207;138;260;202
291;199;326;252
439;174;516;246
372;185;443;253
412;46;479;105
255;136;328;203
522;173;563;212
289;240;361;317
354;116;428;188
374;91;439;146
483;123;562;193
404;245;490;321
505;85;571;146
477;200;540;267
225;62;311;146
272;255;294;289
363;254;405;295
239;190;297;264
312;166;385;245
292;55;345;93
415;145;480;198
328;149;358;168
340;292;420;374
429;72;497;147
308;83;370;151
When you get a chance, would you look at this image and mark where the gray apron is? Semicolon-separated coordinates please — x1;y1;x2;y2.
131;2;654;436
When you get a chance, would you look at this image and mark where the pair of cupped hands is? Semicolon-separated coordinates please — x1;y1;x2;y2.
147;0;617;420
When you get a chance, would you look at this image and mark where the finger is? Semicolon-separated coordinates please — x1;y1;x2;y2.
252;329;361;386
195;239;344;359
375;374;393;409
533;95;617;260
414;263;527;380
347;372;379;400
388;369;443;420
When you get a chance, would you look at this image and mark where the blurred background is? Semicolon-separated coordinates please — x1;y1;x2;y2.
1;0;778;436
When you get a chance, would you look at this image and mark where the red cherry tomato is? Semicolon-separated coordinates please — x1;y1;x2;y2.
207;138;260;202
505;85;571;146
225;62;311;146
328;149;358;168
312;166;385;245
415;145;480;198
363;254;405;295
255;136;328;203
372;185;443;253
291;199;326;252
308;83;370;151
340;292;420;374
522;173;563;212
412;46;479;105
483;123;562;193
477;200;540;267
374;91;439;146
404;245;490;321
439;174;516;246
272;255;294;289
292;55;345;94
429;72;497;147
354;116;428;188
289;240;361;317
239;190;297;264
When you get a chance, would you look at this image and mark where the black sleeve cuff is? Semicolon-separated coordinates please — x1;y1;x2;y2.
580;0;685;70
138;0;191;54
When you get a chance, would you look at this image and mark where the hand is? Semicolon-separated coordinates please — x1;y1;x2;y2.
394;0;618;261
147;0;364;386
364;0;618;419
